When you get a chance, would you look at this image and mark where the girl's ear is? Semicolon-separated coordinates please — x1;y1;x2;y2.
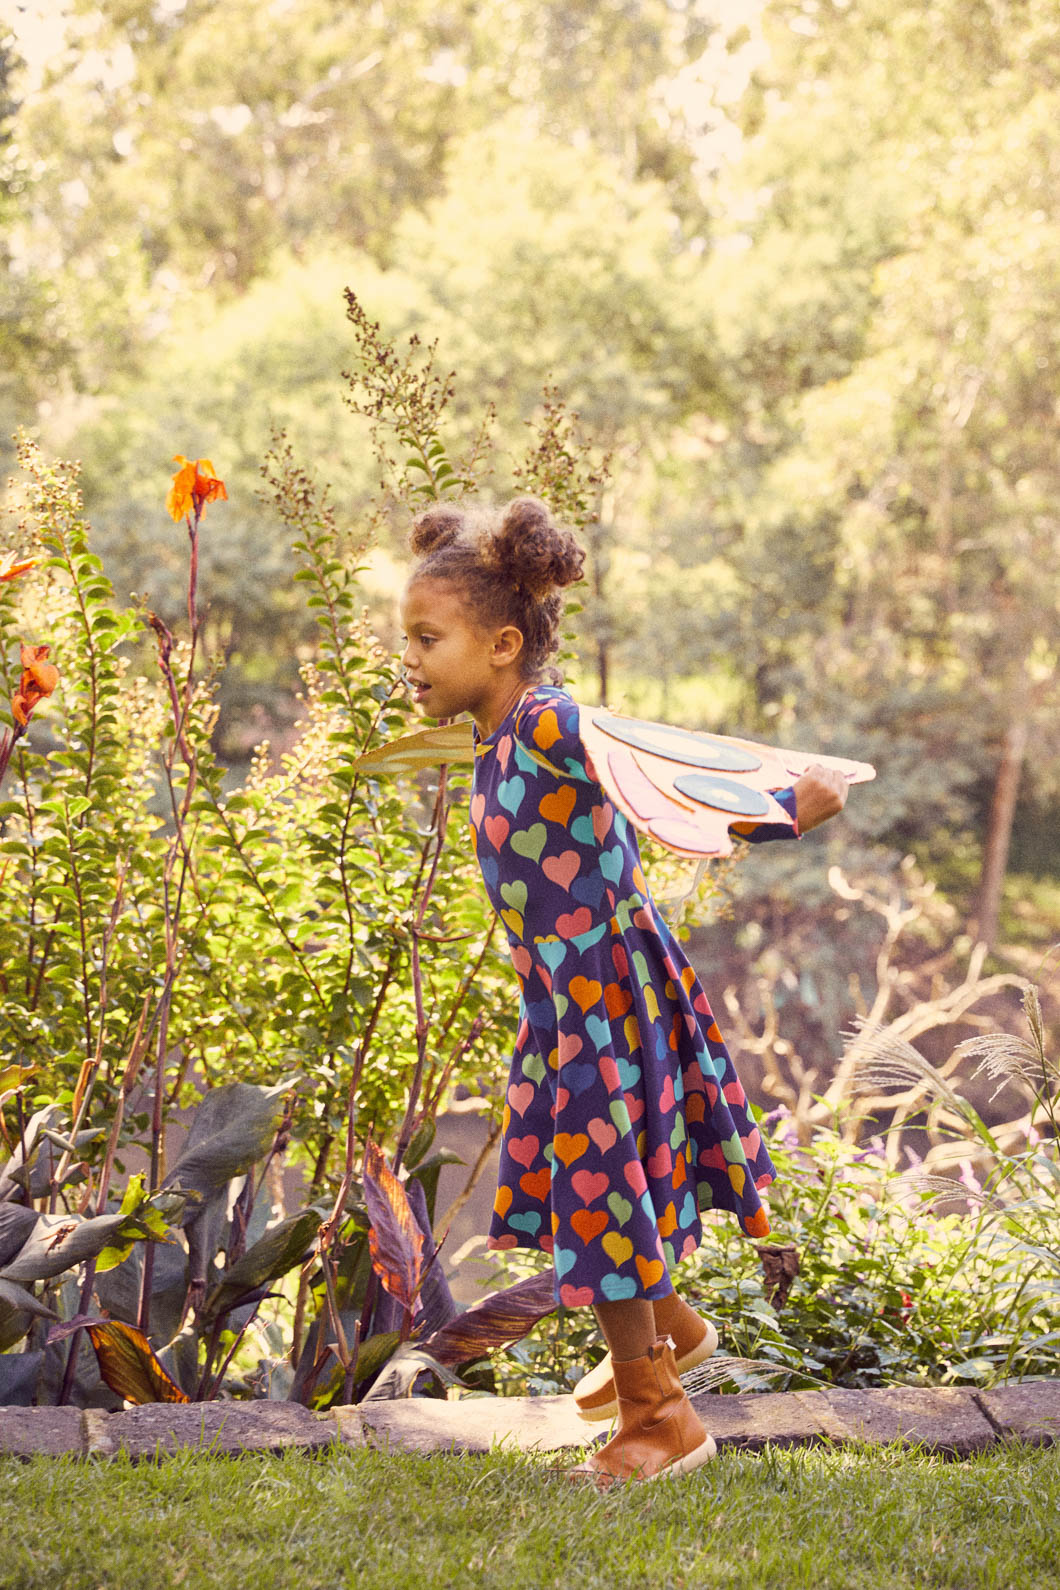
492;624;525;667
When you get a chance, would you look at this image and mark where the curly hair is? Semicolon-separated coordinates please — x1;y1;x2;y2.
407;497;585;679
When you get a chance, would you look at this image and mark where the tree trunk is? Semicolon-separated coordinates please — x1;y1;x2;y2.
974;716;1028;949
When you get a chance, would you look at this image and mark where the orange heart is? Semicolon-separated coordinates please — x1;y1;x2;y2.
743;1207;771;1238
604;982;632;1019
539;785;576;825
494;1185;513;1217
635;1255;665;1289
657;1201;678;1238
569;976;603;1015
671;1154;687;1189
680;965;697;995
553;1132;589;1167
685;1092;705;1123
571;1208;608;1245
533;709;562;749
519;1167;552;1201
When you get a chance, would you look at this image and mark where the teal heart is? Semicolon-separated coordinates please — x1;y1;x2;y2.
497;775;526;816
617;1057;641;1091
679;1191;697;1227
640;1192;655;1222
510;823;547;863
538;940;568;972
599;845;624;884
662;1240;677;1270
673;1070;685;1102
501;879;528;913
607;1191;632;1227
586;1014;612;1052
613;812;629;839
570;815;594;846
510;1211;542;1235
720;1131;743;1164
521;1052;546;1084
514;742;539;775
600;1274;637;1300
632;950;651;987
669;1119;687;1153
572;922;608;952
553;993;569;1019
609;1098;632;1136
554;1245;577;1278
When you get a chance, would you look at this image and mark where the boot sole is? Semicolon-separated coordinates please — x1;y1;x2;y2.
563;1433;719;1489
574;1321;720;1424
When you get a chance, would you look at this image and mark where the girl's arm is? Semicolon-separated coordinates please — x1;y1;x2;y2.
732;764;849;843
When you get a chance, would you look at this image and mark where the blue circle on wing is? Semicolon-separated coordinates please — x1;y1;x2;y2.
594;714;762;772
672;773;772;818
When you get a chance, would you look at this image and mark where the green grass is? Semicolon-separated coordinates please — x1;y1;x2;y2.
4;1439;1059;1590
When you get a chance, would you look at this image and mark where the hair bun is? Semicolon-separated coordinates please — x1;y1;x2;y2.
491;497;585;596
409;504;466;557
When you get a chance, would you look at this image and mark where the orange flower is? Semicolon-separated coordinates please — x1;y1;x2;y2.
165;455;228;522
11;642;59;728
0;555;36;582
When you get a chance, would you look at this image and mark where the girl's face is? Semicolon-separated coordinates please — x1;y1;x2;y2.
399;577;525;732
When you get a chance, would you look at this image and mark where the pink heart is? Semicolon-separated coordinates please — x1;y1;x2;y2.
540;1234;555;1253
507;1081;534;1117
508;1134;540;1168
560;1284;595;1308
591;802;614;843
510;945;532;979
598;1055;621;1095
624;1160;648;1196
555;1087;570;1112
724;1080;746;1107
571;1169;609;1204
558;1031;583;1066
625;1092;645;1122
658;1075;676;1113
497;734;512;773
536;966;552;994
741;1127;762;1160
647;1142;672;1180
491;1234;518;1249
698;1143;727;1170
556;906;593;939
612;944;629;981
587;1117;618;1155
633;908;654;932
693;991;712;1015
542;850;580;891
471;793;486;827
706;1080;719;1106
485;814;510;850
684;1013;697;1037
682;1060;706;1093
679;1233;698;1260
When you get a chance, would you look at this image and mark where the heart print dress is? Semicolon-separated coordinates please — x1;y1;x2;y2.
472;685;799;1306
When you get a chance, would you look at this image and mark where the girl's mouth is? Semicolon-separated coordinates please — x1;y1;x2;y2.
409;679;431;704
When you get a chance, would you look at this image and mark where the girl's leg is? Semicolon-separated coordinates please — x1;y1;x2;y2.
593;1298;655;1361
651;1289;711;1354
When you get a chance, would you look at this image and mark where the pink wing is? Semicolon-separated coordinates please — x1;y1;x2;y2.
579;707;875;860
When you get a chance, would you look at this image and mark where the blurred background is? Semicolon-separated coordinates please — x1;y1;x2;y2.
4;0;1058;1126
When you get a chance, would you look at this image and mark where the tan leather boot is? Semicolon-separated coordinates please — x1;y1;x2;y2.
573;1313;719;1423
567;1338;717;1489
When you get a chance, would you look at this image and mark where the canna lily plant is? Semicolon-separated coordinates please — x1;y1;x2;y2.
0;554;58;789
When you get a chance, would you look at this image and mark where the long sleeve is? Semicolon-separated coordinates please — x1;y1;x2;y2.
730;785;801;844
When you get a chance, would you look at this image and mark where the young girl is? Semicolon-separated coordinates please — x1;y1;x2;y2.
399;497;848;1487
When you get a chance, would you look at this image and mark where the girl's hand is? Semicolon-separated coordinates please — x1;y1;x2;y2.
792;765;849;832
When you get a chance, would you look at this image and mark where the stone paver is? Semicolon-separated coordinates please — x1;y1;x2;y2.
3;1381;1058;1462
0;1405;84;1458
689;1388;848;1452
818;1385;996;1458
976;1382;1060;1447
82;1401;334;1459
357;1393;590;1455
